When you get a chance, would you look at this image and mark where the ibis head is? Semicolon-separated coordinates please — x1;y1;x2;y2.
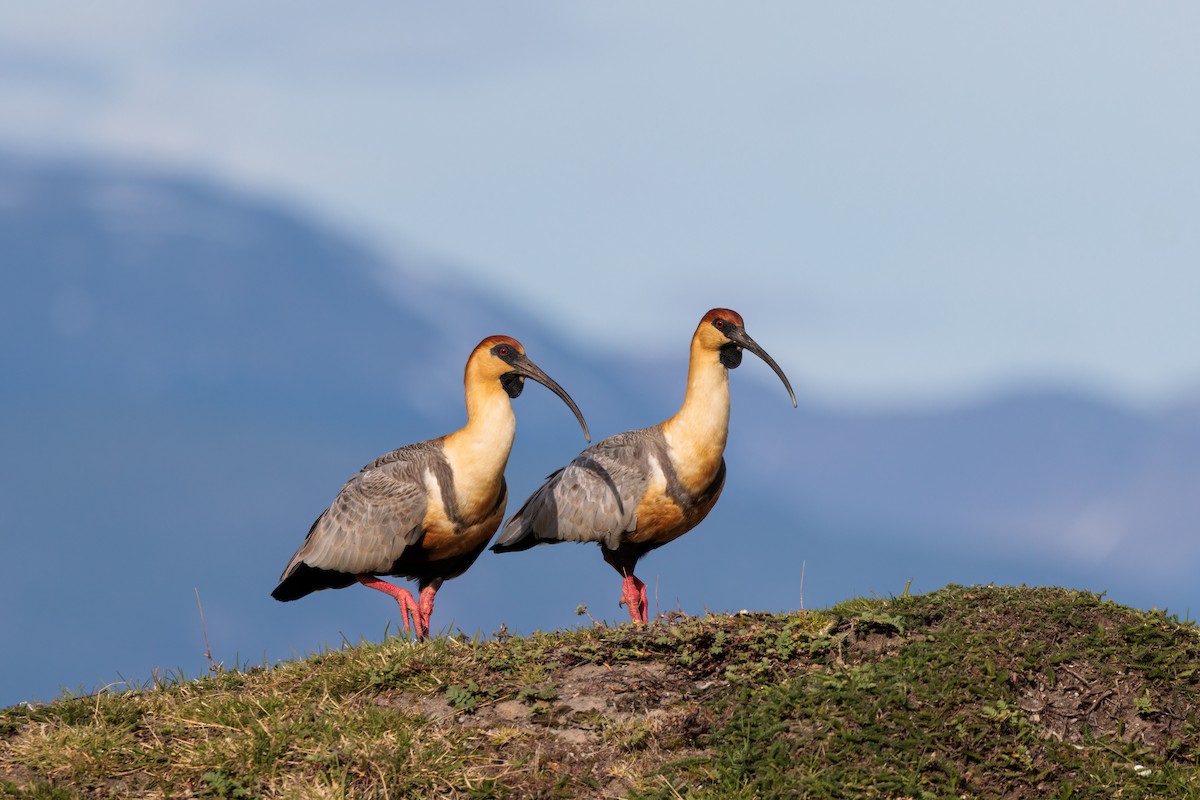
469;335;591;442
698;308;798;408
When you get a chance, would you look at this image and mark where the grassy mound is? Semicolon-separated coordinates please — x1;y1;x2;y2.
3;585;1199;798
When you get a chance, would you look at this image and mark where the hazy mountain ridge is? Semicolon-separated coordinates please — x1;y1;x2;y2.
4;157;441;413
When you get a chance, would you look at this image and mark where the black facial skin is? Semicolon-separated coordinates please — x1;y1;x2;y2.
492;343;525;397
712;318;744;369
719;343;744;369
491;343;520;365
500;372;525;398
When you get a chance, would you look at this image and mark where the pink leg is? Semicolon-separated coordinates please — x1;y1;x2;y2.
357;575;419;636
619;575;649;624
415;585;438;639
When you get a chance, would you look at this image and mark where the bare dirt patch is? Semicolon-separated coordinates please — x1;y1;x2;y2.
377;660;717;798
1018;662;1194;750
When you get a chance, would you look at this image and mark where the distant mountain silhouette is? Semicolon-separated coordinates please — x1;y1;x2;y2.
2;156;1196;709
744;388;1200;572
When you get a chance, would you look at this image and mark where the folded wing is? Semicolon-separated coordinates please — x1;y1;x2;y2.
493;429;656;553
273;444;436;598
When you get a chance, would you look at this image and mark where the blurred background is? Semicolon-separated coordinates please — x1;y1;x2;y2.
3;4;1199;709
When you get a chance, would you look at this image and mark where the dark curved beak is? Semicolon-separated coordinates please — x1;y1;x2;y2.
509;354;592;442
726;327;798;408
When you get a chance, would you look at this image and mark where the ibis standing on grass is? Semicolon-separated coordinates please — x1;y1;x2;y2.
491;309;796;623
271;336;590;638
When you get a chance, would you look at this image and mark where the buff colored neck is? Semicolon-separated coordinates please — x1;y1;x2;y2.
441;377;516;518
661;337;731;491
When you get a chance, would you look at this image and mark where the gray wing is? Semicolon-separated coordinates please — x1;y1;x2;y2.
493;428;658;552
279;443;436;579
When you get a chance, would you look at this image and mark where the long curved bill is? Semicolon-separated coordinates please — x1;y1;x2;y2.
510;354;592;442
727;327;798;408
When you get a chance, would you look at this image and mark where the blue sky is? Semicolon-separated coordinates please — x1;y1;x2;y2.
3;3;1198;407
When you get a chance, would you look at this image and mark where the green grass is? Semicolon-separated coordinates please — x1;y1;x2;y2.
3;585;1199;798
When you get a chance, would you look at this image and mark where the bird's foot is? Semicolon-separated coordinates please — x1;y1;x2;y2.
619;575;649;624
357;575;421;638
415;585;437;640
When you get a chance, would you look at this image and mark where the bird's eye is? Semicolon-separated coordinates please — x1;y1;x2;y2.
714;319;725;329
498;346;509;356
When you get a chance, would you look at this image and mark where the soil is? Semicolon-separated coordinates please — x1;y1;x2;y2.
378;659;719;798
